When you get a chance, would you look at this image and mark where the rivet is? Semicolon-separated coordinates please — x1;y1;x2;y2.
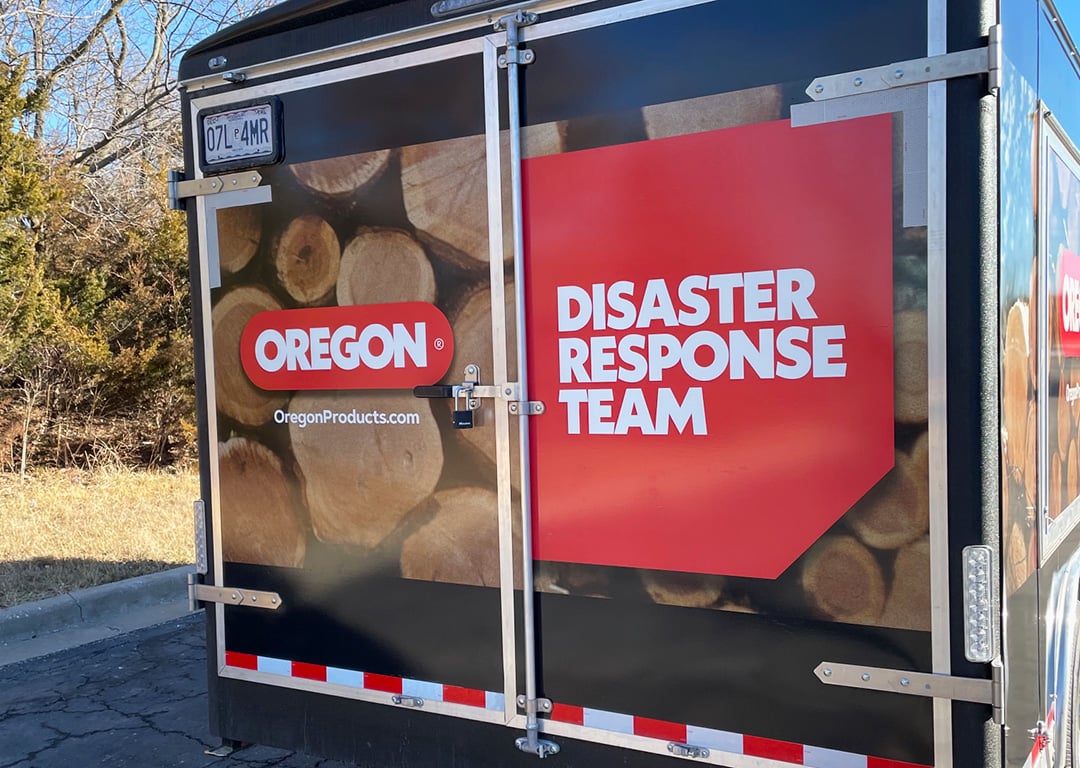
814;84;824;94
822;668;833;677
853;76;864;87
230;592;239;600
901;677;910;686
861;673;871;681
251;595;258;602
894;69;904;79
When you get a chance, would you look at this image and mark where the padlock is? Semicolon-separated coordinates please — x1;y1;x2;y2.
452;389;474;429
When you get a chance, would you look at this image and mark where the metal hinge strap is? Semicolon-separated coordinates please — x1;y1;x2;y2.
167;169;263;210
815;661;1002;717
188;576;282;611
807;25;1000;101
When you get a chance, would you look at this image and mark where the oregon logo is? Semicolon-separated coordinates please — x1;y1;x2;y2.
240;303;454;390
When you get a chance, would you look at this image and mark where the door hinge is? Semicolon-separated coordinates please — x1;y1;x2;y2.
188;575;282;611
807;24;1001;101
193;499;208;575
167;169;262;210
815;661;1003;723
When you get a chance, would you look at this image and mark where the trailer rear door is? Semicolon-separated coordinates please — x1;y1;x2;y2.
500;2;945;765
190;39;526;728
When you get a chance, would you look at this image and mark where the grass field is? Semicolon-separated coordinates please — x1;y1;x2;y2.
0;468;198;608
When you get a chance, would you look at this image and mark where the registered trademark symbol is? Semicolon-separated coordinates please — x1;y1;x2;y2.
434;338;445;351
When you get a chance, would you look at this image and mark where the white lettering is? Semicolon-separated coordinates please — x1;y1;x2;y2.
550;268;849;440
252;322;428;373
557;285;591;332
559;387;708;435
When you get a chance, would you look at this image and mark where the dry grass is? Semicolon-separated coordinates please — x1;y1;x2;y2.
0;468;197;608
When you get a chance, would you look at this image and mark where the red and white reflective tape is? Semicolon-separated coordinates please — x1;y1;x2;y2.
225;652;931;768
224;651;503;710
547;703;930;768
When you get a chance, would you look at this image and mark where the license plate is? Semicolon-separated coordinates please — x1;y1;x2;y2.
202;103;277;166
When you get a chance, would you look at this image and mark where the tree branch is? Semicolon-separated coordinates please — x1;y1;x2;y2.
28;0;130;116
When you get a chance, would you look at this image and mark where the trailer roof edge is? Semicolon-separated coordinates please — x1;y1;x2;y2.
181;0;406;66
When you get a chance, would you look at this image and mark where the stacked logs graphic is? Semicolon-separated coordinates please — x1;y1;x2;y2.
211;86;932;630
1001;267;1080;596
212;121;553;583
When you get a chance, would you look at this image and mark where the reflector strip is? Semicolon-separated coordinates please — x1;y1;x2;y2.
224;651;932;768
224;651;497;710
549;703;932;768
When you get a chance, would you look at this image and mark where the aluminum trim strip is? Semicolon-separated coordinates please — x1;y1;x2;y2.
537;717;931;768
926;0;952;763
483;35;521;726
790;85;929;227
509;0;712;46
197;181;277;669
189;99;229;668
1038;112;1080;562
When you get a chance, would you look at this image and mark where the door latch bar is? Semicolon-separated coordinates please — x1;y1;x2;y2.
412;365;544;426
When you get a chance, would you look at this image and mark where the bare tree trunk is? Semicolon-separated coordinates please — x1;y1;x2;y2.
20;380;39;479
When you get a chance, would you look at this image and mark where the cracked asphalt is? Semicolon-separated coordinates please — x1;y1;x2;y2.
0;612;351;768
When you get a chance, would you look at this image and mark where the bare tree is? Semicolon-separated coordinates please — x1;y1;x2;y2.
4;0;273;181
0;0;274;469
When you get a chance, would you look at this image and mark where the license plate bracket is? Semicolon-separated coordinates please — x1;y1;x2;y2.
199;98;282;172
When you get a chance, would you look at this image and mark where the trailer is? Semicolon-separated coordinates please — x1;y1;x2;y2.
174;0;1080;765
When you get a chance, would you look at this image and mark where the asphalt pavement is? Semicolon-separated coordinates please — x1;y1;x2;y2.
0;571;352;768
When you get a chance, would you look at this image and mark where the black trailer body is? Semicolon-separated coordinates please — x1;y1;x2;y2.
173;0;1077;766
999;3;1080;768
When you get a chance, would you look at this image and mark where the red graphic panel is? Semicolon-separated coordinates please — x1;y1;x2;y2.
524;116;895;578
1059;249;1080;357
240;302;453;390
